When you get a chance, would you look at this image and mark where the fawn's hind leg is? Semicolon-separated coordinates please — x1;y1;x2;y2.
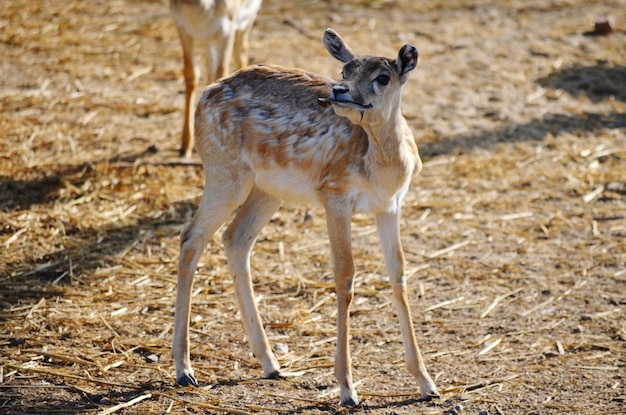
173;173;254;386
222;186;282;378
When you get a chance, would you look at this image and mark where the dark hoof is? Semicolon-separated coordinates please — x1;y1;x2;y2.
340;397;359;407
176;373;199;387
265;370;282;380
421;391;441;402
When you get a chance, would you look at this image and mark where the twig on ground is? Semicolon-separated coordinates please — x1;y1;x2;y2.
480;288;523;319
5;364;133;388
427;240;470;258
425;296;465;312
97;393;152;415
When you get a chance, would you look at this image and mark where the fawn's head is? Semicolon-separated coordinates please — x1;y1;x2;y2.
322;29;418;127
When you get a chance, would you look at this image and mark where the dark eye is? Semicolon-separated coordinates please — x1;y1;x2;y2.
375;74;390;85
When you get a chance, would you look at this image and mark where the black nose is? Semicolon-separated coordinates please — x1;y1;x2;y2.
332;85;349;95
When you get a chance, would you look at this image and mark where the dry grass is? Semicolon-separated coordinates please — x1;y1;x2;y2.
1;0;625;414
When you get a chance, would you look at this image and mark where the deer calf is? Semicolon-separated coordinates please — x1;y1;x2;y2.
172;29;440;406
170;0;262;157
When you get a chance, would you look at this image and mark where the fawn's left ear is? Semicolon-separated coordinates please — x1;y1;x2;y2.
397;44;418;82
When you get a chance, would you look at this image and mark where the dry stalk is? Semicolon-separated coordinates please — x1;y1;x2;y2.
97;393;152;415
158;391;251;415
480;288;523;319
20;349;94;366
425;296;465;312
426;240;470;258
443;374;519;394
1;0;625;413
5;364;134;388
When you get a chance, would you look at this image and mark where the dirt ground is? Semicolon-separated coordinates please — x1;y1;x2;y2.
1;0;625;414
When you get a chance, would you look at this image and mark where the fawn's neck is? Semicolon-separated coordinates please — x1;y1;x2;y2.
362;108;417;176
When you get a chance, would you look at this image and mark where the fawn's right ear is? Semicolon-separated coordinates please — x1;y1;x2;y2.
396;44;418;83
323;29;356;63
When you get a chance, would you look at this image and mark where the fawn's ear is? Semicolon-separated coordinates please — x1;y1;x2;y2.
396;44;418;82
323;29;356;63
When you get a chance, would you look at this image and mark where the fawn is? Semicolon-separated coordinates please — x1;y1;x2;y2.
172;28;440;406
170;0;262;157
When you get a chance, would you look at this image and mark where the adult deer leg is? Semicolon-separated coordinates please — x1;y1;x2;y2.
233;26;252;70
175;26;196;158
376;210;440;401
205;30;236;81
222;186;282;378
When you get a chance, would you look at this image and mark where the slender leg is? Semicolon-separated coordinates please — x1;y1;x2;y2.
232;26;252;70
206;27;236;81
201;42;218;85
173;173;254;386
376;210;440;400
222;186;282;378
175;26;196;158
323;196;358;406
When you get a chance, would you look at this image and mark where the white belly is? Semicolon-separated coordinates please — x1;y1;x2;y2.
254;166;321;208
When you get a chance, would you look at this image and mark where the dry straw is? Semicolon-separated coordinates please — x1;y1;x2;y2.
1;0;625;414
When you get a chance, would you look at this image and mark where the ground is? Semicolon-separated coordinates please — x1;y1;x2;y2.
1;0;625;414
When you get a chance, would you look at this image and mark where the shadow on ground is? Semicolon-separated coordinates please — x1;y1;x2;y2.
0;146;162;212
4;379;173;415
420;110;626;158
0;148;198;313
537;64;626;103
421;64;626;157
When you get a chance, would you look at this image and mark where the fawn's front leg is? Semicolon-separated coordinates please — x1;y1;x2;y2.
376;210;440;401
324;196;358;406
